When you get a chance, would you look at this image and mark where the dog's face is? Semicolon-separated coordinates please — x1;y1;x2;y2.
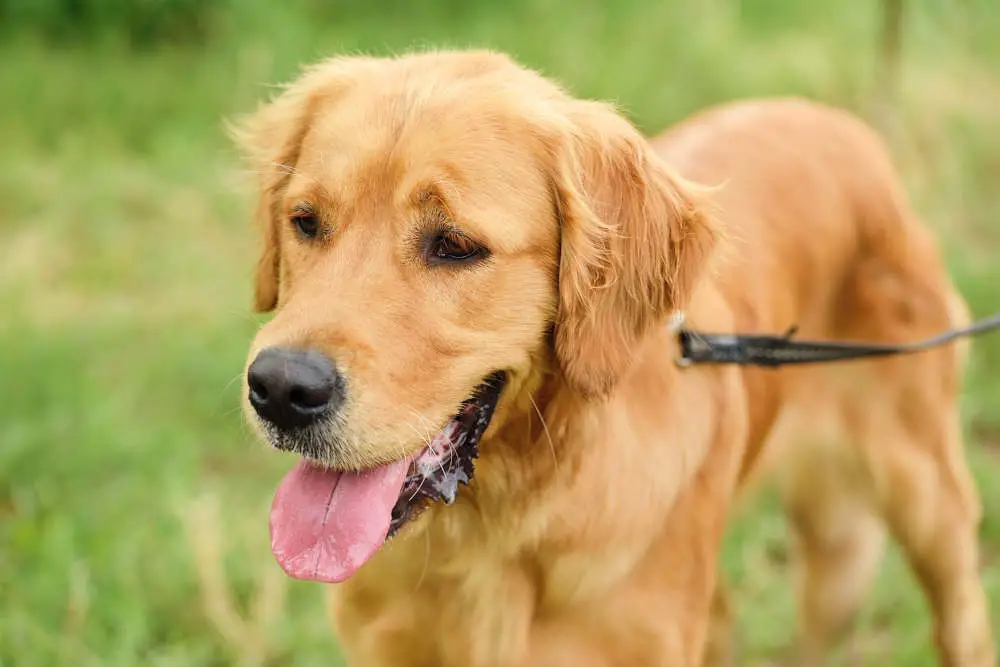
244;56;561;471
236;51;717;583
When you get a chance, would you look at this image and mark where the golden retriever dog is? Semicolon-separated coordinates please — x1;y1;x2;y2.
235;49;995;666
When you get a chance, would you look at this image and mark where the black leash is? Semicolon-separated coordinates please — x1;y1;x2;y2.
676;312;1000;368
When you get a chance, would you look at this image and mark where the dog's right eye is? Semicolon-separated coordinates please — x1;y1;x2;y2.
291;213;320;239
425;228;490;266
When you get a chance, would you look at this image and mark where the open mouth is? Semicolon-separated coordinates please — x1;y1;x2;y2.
268;371;506;583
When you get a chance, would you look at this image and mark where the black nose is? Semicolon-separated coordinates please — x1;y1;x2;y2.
247;348;343;430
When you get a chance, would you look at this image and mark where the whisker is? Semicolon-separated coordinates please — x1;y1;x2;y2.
410;528;431;594
209;372;247;419
221;405;246;418
268;161;333;198
402;408;435;449
401;422;430;449
408;475;429;503
220;371;245;396
399;414;434;473
402;407;449;478
404;407;438;443
529;394;560;477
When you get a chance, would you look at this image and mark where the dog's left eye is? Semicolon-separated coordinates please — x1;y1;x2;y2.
426;229;489;265
291;213;320;239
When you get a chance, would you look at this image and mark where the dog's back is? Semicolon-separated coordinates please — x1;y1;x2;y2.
655;98;963;468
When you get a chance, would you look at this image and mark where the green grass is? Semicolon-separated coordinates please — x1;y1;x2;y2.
2;1;1000;665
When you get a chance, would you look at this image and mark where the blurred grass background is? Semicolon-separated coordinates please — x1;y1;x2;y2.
1;1;999;665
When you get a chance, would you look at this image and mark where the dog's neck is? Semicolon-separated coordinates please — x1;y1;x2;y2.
472;315;695;514
406;321;722;613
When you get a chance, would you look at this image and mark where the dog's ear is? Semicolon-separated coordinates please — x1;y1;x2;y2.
231;85;320;313
551;100;720;398
232;58;378;311
230;58;361;312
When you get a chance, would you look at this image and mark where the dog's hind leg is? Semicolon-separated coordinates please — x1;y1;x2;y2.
874;396;995;667
869;290;995;666
771;424;888;664
792;505;885;663
774;366;994;667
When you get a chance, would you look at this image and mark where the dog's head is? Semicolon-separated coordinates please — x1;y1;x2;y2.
234;50;717;583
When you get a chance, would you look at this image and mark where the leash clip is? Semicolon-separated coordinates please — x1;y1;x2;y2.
669;312;695;368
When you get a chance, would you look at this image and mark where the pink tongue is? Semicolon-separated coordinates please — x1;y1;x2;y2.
269;458;409;583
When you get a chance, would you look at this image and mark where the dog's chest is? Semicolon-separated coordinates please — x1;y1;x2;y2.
329;541;670;667
328;552;528;665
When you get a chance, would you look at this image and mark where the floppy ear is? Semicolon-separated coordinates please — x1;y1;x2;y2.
551;101;720;398
229;79;325;312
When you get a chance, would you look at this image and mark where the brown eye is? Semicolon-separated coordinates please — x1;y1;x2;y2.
427;229;488;264
291;213;320;239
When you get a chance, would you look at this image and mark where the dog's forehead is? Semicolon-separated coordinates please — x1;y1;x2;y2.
298;78;543;171
289;83;558;250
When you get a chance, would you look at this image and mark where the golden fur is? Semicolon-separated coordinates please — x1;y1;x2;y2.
237;50;995;666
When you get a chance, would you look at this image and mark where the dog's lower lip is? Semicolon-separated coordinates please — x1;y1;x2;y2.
387;371;506;537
